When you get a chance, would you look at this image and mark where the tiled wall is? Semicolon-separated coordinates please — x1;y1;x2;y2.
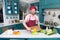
44;9;60;26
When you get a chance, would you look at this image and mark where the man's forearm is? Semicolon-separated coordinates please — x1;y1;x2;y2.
23;22;29;29
38;22;40;28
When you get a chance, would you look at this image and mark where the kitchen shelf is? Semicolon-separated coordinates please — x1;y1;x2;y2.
40;23;56;27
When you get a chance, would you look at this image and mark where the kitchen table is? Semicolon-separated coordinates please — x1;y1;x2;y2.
0;29;60;38
0;30;60;40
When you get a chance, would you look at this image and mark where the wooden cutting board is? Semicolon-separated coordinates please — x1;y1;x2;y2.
30;26;40;30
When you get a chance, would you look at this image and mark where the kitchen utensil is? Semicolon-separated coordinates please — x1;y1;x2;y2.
44;21;49;25
49;21;54;26
54;22;59;26
15;20;20;23
12;20;14;23
53;12;56;17
30;26;40;31
58;15;60;19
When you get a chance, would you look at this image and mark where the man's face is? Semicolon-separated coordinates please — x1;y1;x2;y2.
30;9;36;15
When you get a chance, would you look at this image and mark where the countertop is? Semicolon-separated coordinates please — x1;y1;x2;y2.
0;23;59;28
0;23;20;27
0;23;52;27
0;30;60;38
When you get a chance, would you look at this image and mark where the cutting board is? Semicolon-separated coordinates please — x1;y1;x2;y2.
30;26;40;30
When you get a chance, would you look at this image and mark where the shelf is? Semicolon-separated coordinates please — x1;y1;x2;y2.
40;23;56;27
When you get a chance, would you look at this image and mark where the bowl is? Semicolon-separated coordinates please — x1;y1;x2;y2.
13;31;21;35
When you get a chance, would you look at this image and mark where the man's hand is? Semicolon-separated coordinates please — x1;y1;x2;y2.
26;27;31;31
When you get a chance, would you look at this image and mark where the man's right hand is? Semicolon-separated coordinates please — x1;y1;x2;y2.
26;27;31;31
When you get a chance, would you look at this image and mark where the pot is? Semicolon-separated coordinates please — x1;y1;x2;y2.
58;15;60;19
54;22;59;26
44;21;49;25
49;21;54;26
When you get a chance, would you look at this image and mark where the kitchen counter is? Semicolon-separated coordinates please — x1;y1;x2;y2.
0;23;20;27
0;30;60;38
0;23;55;27
0;23;43;27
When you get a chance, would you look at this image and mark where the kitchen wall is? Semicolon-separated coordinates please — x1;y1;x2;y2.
44;9;60;26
